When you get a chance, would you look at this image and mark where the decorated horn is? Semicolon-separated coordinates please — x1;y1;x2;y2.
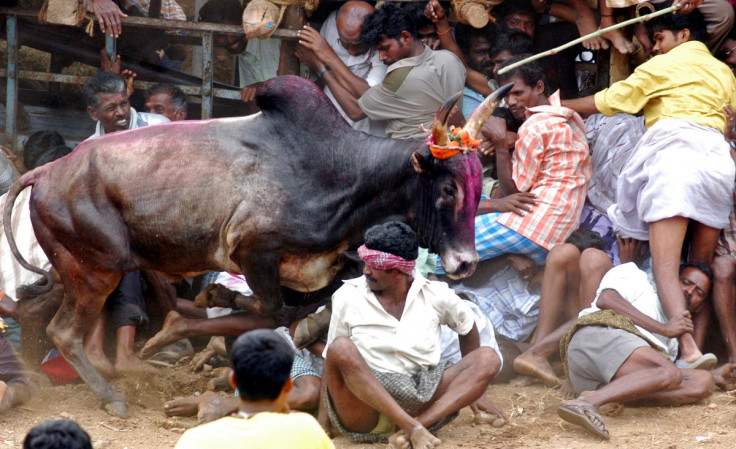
431;91;463;147
463;83;514;139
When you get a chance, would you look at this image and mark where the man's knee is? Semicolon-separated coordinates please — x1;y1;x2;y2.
546;243;581;268
580;248;610;271
290;375;321;411
467;347;502;382
653;363;683;391
325;336;360;365
712;255;736;282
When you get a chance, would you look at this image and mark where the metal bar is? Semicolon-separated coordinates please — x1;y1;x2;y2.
201;31;214;119
0;8;298;38
5;15;19;154
0;70;241;100
105;32;117;64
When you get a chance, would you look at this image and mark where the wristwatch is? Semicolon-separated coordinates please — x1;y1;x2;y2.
317;66;331;78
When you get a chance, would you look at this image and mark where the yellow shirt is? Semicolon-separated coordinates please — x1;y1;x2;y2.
174;413;335;449
594;41;736;133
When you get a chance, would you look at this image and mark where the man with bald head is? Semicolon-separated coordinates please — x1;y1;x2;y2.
297;1;387;135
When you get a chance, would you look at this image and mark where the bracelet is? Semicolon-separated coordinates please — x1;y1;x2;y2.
316;66;331;78
437;27;451;37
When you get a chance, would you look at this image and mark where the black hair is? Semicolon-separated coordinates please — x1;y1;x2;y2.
680;261;714;285
360;2;417;47
23;420;92;449
402;2;434;32
498;54;551;96
230;329;294;402
82;72;125;110
455;23;496;55
23;131;72;170
564;229;607;253
489;30;534;59
145;83;188;112
494;0;538;22
198;0;244;23
645;1;708;44
364;221;418;260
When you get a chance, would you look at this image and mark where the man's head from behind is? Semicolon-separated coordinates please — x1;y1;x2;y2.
360;3;417;66
336;1;374;56
646;3;707;55
23;130;72;171
23;420;92;449
498;55;550;121
229;329;295;403
679;262;713;312
83;71;130;134
144;84;188;121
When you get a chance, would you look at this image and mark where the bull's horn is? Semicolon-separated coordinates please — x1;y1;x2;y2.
463;83;514;139
431;91;463;147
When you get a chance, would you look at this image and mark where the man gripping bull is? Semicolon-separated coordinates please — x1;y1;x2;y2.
319;221;502;449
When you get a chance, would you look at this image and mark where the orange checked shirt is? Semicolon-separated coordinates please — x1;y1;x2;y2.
496;91;592;250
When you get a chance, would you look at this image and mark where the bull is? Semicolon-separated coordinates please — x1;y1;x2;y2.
3;75;510;417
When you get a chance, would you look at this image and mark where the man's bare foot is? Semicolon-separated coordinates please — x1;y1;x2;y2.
513;351;562;387
86;350;116;380
164;391;217;417
600;16;637;54
207;370;233;392
575;9;608;50
558;378;576;399
388;431;410;449
0;381;7;414
408;425;441;449
115;355;159;375
712;363;736;391
141;311;187;359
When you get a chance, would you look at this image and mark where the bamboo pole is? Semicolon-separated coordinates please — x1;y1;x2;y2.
497;4;680;75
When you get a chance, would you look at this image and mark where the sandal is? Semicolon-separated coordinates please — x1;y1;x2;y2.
293;306;332;349
557;399;610;440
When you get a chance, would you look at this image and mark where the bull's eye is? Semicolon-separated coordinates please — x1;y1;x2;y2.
443;186;454;198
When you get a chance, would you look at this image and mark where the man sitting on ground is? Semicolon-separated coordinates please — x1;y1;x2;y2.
558;260;736;440
0;317;34;415
174;329;333;449
320;221;502;449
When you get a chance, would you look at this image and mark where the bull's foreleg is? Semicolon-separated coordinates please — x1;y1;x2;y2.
47;271;127;418
234;245;284;315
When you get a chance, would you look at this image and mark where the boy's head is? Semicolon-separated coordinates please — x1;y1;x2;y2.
646;3;707;55
229;329;294;402
23;420;92;449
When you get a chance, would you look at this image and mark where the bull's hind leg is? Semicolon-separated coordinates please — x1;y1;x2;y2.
47;268;127;417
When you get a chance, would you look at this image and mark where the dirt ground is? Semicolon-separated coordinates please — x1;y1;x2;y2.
1;362;736;449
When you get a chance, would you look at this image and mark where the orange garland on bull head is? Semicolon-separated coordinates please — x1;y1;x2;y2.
425;126;482;159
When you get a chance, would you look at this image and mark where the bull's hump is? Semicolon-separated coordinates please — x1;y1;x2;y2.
255;76;351;132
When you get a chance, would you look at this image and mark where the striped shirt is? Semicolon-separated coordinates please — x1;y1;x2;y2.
120;0;187;21
496;91;592;250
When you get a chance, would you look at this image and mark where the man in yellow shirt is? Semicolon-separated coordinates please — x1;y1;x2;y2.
563;4;736;370
174;329;334;449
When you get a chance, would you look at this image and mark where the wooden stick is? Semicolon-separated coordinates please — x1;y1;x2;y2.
497;4;680;75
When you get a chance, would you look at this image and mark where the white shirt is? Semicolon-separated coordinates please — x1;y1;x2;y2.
579;262;678;360
320;11;387;136
325;269;475;374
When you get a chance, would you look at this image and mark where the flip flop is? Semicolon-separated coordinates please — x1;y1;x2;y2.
675;353;717;370
557;399;610;440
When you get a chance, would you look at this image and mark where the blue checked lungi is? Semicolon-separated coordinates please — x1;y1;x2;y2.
437;212;548;274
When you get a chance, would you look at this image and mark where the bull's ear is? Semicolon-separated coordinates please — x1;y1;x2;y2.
412;151;434;175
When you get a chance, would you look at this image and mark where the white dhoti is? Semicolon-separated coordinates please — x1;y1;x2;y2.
608;119;735;241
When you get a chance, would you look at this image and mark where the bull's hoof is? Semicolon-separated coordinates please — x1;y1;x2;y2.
103;400;128;418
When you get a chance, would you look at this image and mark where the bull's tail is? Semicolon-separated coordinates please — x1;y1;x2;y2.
3;172;55;298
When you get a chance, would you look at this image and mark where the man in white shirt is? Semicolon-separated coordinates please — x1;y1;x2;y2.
296;1;387;135
319;222;502;449
558;261;736;440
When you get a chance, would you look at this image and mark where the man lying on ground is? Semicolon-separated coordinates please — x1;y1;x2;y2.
557;260;736;440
